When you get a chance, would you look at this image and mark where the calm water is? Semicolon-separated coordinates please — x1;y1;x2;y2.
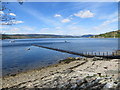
2;38;118;76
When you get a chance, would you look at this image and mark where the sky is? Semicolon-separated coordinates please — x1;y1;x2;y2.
1;2;118;35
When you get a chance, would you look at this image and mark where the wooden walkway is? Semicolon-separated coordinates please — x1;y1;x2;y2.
32;44;120;59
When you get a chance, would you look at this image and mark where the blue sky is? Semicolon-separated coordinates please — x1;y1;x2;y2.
1;2;118;35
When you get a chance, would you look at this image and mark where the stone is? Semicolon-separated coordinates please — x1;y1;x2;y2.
76;79;87;86
116;82;120;89
26;83;34;88
93;57;103;61
70;84;77;89
61;69;73;74
91;83;106;90
103;82;114;88
82;57;87;60
75;57;81;60
103;66;108;69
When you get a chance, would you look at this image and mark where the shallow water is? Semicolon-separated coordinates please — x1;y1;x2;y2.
2;38;118;76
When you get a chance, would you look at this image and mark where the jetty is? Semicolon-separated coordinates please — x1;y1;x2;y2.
32;44;120;59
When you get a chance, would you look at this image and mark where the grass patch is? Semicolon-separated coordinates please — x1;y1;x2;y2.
59;57;76;64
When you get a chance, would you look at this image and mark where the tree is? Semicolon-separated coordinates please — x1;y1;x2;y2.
0;0;24;25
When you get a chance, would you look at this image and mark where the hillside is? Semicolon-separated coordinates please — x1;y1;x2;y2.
1;30;120;39
1;34;81;39
90;30;120;38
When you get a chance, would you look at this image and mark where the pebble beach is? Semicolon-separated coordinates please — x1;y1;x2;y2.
1;57;120;89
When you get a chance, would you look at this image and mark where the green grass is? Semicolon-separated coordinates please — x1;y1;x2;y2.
59;57;76;64
91;30;120;38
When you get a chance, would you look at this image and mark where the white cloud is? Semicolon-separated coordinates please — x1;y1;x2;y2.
65;26;87;35
93;17;118;34
55;27;62;30
39;25;88;35
21;26;35;31
0;11;4;14
99;12;118;20
1;20;24;25
0;27;4;29
1;27;20;34
39;27;65;35
61;19;71;23
54;14;61;17
13;20;24;24
9;13;16;16
40;28;49;31
1;26;36;34
24;7;61;26
102;18;118;26
74;10;94;18
94;11;118;33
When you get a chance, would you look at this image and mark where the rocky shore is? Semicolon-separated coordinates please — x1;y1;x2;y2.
1;57;120;89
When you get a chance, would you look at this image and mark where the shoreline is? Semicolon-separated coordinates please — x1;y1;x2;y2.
2;57;83;78
2;60;60;78
1;37;120;40
2;57;120;89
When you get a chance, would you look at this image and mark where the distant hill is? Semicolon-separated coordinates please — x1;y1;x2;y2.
1;30;119;39
90;30;120;38
1;34;81;39
81;34;94;37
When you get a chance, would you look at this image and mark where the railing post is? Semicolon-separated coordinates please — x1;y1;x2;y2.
112;52;114;56
95;52;96;56
92;52;93;55
107;52;108;56
116;51;118;55
103;52;104;56
99;52;100;56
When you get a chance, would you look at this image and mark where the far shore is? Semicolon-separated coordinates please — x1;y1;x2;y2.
1;57;120;89
1;37;120;40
